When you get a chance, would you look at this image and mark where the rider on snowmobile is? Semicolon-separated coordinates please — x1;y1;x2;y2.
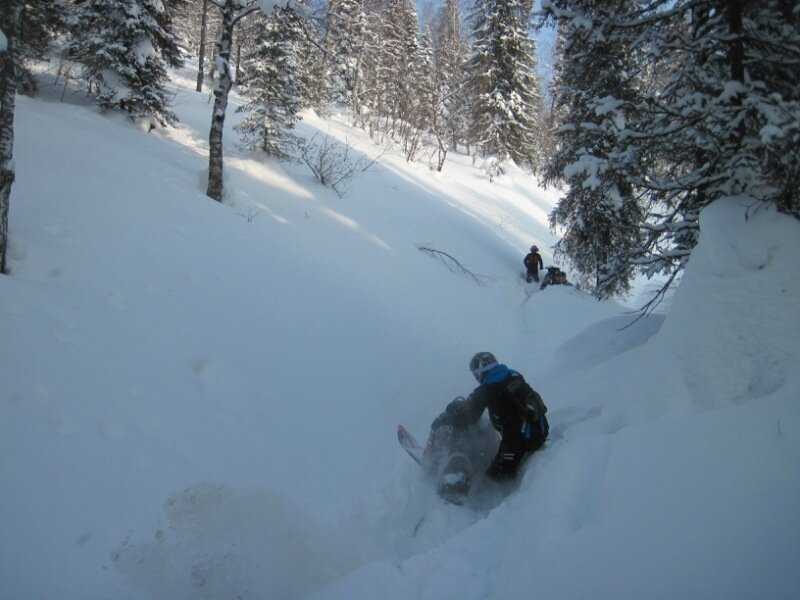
430;352;549;482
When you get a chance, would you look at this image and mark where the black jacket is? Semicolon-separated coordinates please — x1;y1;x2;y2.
524;252;543;273
433;367;546;441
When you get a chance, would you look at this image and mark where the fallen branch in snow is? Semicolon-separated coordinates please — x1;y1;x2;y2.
619;268;680;331
417;246;490;287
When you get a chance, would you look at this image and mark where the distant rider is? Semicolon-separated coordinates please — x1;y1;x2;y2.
431;352;549;482
524;245;544;283
540;266;570;290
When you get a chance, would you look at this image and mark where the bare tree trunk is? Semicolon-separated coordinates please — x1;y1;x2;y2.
206;2;237;201
0;2;21;274
206;1;261;201
350;54;362;126
726;0;745;85
235;40;242;83
196;0;210;92
436;135;448;172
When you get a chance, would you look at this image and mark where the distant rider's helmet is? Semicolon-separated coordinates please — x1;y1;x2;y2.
530;245;539;252
469;352;498;383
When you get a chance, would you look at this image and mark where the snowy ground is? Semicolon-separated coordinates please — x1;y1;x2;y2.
1;66;798;600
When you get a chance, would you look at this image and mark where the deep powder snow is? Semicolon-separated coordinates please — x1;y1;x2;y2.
1;67;798;600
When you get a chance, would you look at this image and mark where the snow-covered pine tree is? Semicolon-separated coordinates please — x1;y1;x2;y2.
739;1;800;218
292;24;320;110
627;0;800;286
236;7;302;158
467;0;542;172
347;5;370;121
231;9;264;83
293;5;330;115
382;0;422;137
0;0;22;274
66;0;185;126
325;0;366;109
351;0;463;164
542;0;800;306
404;26;435;162
422;26;450;170
356;0;399;137
16;0;67;94
540;0;643;298
432;0;470;152
355;0;387;134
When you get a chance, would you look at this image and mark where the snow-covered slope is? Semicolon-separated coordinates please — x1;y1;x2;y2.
315;201;800;600
1;70;798;600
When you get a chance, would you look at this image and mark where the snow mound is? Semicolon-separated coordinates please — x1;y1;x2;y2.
657;200;800;409
111;483;354;600
552;312;665;373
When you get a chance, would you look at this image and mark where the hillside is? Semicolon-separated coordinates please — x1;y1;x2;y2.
1;70;798;600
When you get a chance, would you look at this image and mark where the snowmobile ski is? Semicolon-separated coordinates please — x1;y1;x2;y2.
398;424;473;505
397;424;424;466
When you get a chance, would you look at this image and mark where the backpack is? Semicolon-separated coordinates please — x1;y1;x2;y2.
504;374;548;422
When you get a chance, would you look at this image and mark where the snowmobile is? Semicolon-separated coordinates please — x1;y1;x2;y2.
540;266;570;290
398;402;499;504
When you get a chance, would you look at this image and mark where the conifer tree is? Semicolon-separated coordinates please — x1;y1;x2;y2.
236;7;302;158
541;1;643;297
67;0;185;127
541;0;800;305
403;25;434;161
16;0;67;94
326;0;366;108
421;26;451;170
292;25;321;111
383;0;422;134
467;0;542;171
432;0;469;151
294;7;330;114
353;1;384;131
356;0;419;139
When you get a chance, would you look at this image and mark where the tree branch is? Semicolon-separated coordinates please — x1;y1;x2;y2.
233;3;261;25
417;246;489;287
619;268;681;331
